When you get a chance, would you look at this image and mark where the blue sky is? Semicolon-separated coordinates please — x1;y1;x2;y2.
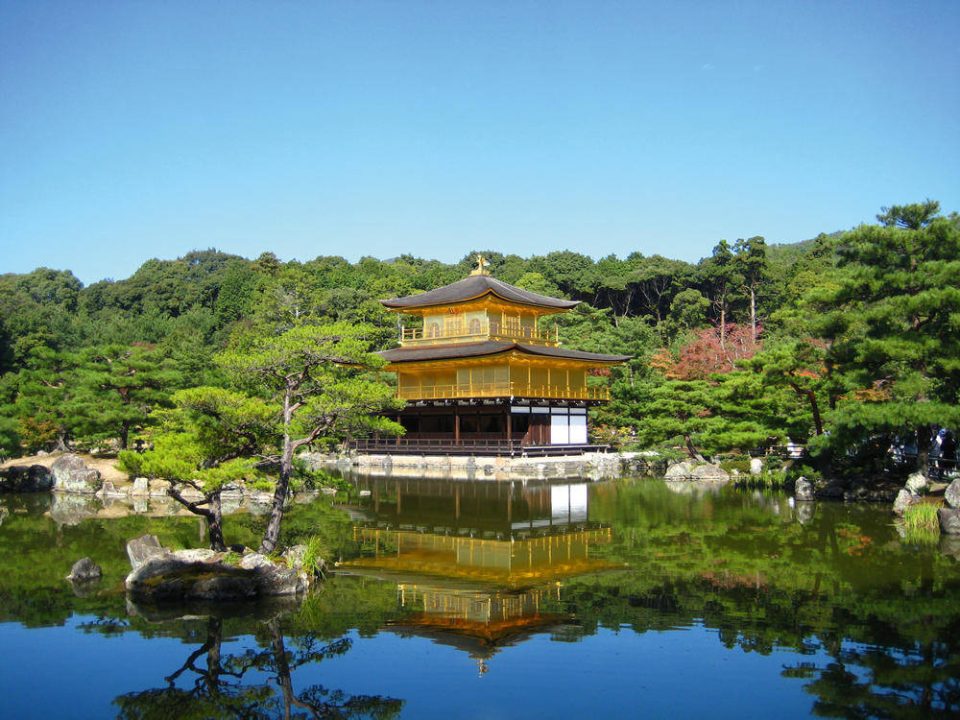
1;1;958;285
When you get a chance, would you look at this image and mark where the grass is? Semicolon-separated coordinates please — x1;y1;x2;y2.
300;536;329;578
898;502;941;545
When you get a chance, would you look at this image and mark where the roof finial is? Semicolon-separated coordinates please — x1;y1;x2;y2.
470;254;491;276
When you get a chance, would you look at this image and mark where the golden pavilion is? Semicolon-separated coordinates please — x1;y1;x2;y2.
368;257;628;453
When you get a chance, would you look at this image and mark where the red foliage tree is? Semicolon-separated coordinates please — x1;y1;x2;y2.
663;323;762;380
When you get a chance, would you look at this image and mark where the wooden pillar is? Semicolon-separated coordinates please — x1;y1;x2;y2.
506;409;512;442
454;408;461;444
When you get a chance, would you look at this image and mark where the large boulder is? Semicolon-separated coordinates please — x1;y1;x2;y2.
945;478;960;509
0;464;54;493
794;477;815;502
124;537;309;601
126;534;166;571
939;508;960;536
749;458;764;476
126;553;259;601
664;461;730;482
905;471;929;494
892;488;917;516
66;557;102;582
51;454;102;494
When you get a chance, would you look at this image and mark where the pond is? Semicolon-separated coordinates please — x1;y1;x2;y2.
0;477;958;719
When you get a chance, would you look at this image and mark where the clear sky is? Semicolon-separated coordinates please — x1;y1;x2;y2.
1;1;958;285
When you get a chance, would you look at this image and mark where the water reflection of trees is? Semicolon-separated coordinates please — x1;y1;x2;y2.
113;613;403;720
562;480;960;719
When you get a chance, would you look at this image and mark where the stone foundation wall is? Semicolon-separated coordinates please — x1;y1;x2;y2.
302;450;662;481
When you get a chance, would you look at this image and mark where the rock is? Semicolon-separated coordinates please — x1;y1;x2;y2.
939;508;960;536
130;477;150;496
665;461;728;481
795;477;815;502
239;552;273;570
66;557;102;582
149;479;171;497
174;548;217;563
177;485;205;501
254;561;307;596
940;536;960;560
817;482;846;500
51;454;102;494
693;463;729;482
282;544;308;572
946;478;960;509
750;458;764;476
0;506;7;526
124;539;309;601
893;488;917;516
98;481;127;498
905;471;929;494
664;461;692;480
0;464;54;493
126;552;258;601
126;534;167;571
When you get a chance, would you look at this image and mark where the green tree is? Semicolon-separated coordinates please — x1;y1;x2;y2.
69;344;183;449
120;387;273;550
217;322;403;553
746;340;827;437
733;236;768;340
813;201;960;474
700;240;744;350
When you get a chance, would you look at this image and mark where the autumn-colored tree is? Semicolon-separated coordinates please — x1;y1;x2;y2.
656;323;762;380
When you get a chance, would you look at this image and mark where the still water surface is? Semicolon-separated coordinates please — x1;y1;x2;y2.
0;477;958;719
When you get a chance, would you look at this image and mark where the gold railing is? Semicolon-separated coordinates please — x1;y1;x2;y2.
396;382;610;401
400;322;559;347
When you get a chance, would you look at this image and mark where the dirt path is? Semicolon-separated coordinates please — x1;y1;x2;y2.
0;452;129;485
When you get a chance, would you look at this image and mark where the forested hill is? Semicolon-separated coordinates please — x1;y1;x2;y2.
2;202;958;482
0;236;824;373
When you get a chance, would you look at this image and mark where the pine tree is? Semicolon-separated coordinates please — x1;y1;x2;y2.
216;322;403;553
815;201;960;474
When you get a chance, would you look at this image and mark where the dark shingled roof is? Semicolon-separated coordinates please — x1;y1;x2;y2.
381;274;579;311
380;341;629;364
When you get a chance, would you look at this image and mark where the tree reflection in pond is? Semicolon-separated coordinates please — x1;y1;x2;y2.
113;614;403;720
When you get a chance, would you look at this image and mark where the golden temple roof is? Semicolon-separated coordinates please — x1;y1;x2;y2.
381;274;579;312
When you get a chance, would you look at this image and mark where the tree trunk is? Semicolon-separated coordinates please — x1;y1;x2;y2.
166;487;227;552
917;424;933;476
719;304;726;350
790;382;824;436
207;494;226;552
749;286;757;340
260;387;295;554
807;390;823;436
684;434;706;462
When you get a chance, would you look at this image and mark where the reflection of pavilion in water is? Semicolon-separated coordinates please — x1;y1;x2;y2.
347;476;613;583
343;478;613;671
